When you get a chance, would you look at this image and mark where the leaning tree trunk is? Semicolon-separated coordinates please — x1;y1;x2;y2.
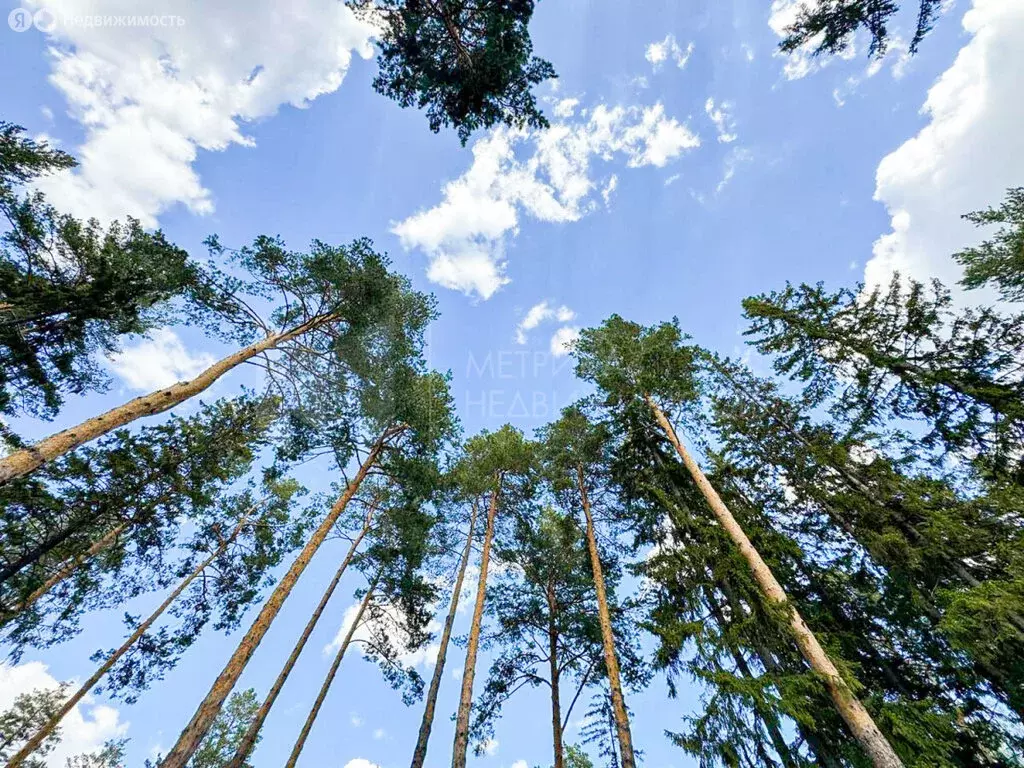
6;516;246;768
546;577;565;768
0;314;332;486
646;395;904;768
2;520;129;620
451;489;500;768
410;500;479;768
225;502;377;768
577;465;637;768
0;509;102;586
284;573;379;768
160;434;391;768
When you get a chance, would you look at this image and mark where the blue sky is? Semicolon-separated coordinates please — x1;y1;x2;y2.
2;0;1023;766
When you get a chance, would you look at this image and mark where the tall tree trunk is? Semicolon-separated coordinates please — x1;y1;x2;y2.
646;396;903;768
225;502;377;768
451;489;499;768
6;517;246;768
160;434;392;768
410;500;479;768
2;520;129;619
577;464;637;768
0;315;331;486
546;577;564;768
284;573;379;768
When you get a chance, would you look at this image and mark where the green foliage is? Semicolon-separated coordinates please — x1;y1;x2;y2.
0;122;197;418
742;275;1024;477
0;396;281;653
189;689;261;768
955;187;1024;301
777;0;943;58
0;683;69;767
351;0;556;144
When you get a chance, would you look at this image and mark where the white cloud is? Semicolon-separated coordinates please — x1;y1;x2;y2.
350;713;364;727
866;0;1024;290
553;98;580;119
482;737;499;756
550;326;580;357
28;0;375;227
705;98;737;143
393;102;699;299
716;148;753;195
372;727;386;740
645;34;693;71
326;596;442;669
107;329;216;391
511;761;528;768
515;301;575;344
664;172;681;186
602;174;619;205
343;759;380;768
0;662;128;767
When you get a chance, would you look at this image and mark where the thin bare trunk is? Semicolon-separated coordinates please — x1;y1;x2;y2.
3;521;129;619
647;396;903;768
6;518;244;768
546;577;564;768
577;464;637;768
451;490;499;768
225;503;377;768
284;574;379;768
410;500;479;768
160;434;391;768
0;315;331;486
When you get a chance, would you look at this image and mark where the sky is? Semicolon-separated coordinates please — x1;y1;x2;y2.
2;0;1023;766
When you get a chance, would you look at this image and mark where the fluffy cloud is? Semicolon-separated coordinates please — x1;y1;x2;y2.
645;34;693;71
481;737;499;756
27;0;375;226
343;759;381;768
515;301;575;344
550;326;580;358
0;662;128;767
866;0;1024;290
705;98;737;143
393;102;699;299
107;329;216;391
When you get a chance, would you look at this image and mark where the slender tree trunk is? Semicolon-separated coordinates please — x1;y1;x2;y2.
160;434;391;768
646;396;903;768
3;520;129;619
451;489;499;768
577;464;637;768
546;577;564;768
0;315;332;486
6;519;244;768
410;500;479;768
225;502;377;768
284;573;379;768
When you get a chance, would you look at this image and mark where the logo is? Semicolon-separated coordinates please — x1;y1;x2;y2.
7;7;32;31
33;7;56;32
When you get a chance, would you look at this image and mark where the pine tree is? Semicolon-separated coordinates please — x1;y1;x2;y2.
348;0;556;144
575;315;904;768
161;369;456;768
0;235;427;485
450;425;535;768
